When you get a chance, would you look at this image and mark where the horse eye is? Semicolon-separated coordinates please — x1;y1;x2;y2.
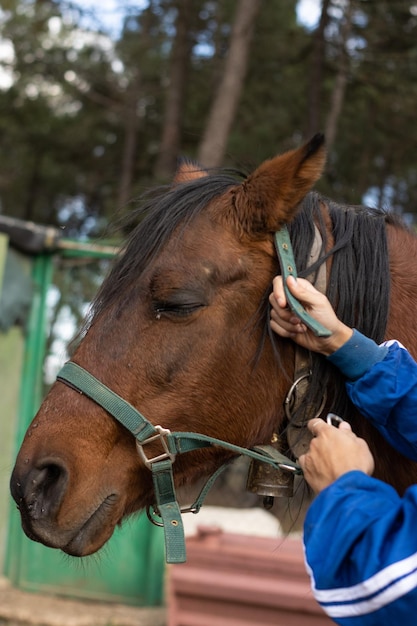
153;301;204;318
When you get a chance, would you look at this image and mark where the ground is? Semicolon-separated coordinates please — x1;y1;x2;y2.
0;578;166;626
0;506;288;626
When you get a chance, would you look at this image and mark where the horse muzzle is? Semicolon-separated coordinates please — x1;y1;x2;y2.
10;458;120;556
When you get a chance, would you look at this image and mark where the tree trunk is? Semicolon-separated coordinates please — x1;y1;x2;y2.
116;73;142;211
116;4;155;210
197;0;263;168
306;0;332;138
154;0;194;180
324;0;354;153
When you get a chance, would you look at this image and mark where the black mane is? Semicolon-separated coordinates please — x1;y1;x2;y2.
292;192;393;341
281;192;404;445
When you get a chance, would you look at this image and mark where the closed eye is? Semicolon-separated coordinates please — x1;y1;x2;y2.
153;300;205;318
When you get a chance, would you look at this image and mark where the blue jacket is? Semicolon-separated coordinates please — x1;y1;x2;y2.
304;331;417;624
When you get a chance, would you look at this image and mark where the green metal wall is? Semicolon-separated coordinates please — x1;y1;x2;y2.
0;234;24;574
2;245;165;606
0;328;24;574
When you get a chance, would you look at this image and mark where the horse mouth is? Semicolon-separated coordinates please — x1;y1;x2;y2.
62;494;120;556
18;494;120;557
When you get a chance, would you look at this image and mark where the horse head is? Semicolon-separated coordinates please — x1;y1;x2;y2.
11;136;328;557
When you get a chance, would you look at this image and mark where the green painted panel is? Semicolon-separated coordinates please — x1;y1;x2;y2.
0;328;23;572
0;239;28;573
4;249;166;606
7;506;165;605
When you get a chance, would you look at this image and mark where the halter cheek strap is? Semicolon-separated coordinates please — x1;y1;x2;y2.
274;226;331;337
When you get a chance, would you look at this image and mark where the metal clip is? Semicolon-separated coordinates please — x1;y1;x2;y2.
136;425;176;469
146;502;198;528
278;463;300;473
326;413;344;428
146;505;164;527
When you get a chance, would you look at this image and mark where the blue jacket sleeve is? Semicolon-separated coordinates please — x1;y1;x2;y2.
304;471;417;625
327;331;417;461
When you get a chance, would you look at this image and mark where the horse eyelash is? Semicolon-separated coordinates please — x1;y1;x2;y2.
153;301;204;317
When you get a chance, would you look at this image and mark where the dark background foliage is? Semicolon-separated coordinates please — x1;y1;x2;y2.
1;0;417;238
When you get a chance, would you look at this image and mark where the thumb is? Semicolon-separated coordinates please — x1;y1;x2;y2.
286;276;314;300
298;452;307;470
338;421;352;432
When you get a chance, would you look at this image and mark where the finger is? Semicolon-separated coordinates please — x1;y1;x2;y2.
270;313;307;340
307;418;328;437
270;319;297;339
269;292;287;313
338;421;352;432
270;299;305;328
286;276;322;306
272;276;287;308
298;452;307;469
270;304;300;326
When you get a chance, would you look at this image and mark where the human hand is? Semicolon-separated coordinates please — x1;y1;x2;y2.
298;419;375;493
269;276;353;355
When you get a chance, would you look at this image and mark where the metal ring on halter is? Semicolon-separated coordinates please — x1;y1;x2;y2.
146;505;164;527
326;413;344;427
284;372;327;421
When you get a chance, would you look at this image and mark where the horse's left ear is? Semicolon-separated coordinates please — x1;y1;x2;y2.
234;134;326;235
173;158;208;184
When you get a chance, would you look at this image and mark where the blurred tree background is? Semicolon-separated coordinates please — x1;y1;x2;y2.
1;0;417;238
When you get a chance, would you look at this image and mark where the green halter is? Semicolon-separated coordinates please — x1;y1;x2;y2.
56;226;330;564
57;360;301;563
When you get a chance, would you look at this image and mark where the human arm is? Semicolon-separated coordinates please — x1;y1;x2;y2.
270;276;417;460
299;420;417;623
344;342;417;461
304;473;417;625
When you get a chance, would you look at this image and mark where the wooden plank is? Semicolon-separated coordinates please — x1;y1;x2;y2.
168;530;333;625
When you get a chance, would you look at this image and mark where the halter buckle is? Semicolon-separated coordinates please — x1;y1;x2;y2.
136;425;176;469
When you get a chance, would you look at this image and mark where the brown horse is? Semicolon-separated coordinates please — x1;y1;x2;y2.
10;134;417;560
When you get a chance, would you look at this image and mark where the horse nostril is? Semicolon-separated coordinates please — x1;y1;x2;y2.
23;460;69;519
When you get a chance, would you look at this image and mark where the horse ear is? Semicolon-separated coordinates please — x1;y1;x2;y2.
235;134;326;234
173;158;209;183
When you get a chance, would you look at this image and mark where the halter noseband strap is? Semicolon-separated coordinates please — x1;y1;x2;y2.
57;360;301;564
56;226;329;564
